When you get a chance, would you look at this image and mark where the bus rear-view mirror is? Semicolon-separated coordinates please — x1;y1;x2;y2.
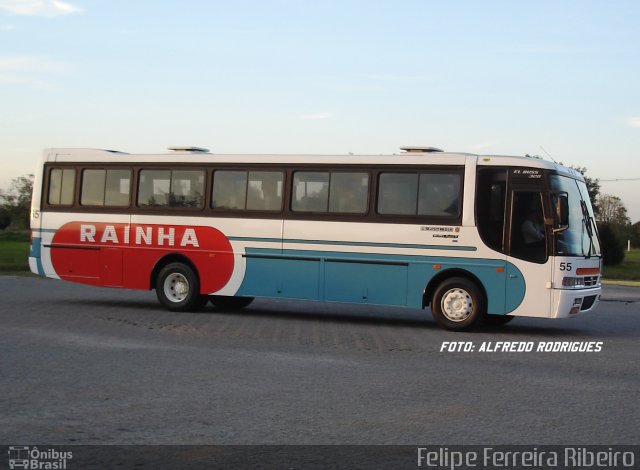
552;192;569;231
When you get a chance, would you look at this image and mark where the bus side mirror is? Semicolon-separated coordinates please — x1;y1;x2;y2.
552;192;569;232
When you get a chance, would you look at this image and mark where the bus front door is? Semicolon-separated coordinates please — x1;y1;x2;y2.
505;189;552;316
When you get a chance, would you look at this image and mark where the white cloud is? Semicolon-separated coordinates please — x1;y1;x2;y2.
0;56;66;89
0;56;66;72
627;117;640;128
296;112;334;120
14;112;44;122
0;57;33;70
0;74;54;89
0;0;82;17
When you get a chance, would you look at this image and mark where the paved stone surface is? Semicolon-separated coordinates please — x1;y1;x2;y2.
1;277;638;445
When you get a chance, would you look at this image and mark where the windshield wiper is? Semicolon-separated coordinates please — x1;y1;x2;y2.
580;200;595;259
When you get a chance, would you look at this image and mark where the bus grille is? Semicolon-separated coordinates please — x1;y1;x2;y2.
581;295;597;311
584;276;599;287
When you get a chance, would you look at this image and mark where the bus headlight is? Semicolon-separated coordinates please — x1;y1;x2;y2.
562;277;586;288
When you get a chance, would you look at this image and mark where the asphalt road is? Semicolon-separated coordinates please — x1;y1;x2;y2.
1;276;638;446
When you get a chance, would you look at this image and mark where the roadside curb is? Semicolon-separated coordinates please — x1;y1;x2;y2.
601;279;640;287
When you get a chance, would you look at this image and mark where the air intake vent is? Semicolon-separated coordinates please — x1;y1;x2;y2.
168;146;210;153
400;146;443;153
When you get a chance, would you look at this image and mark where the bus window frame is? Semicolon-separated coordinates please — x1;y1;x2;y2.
290;169;371;216
79;167;133;209
135;166;208;212
43;165;78;210
504;168;552;264
211;167;286;214
40;162;465;226
374;166;464;225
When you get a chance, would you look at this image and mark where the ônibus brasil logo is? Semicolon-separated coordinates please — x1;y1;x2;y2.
8;446;73;469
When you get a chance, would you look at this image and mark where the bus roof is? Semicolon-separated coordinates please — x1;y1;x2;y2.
41;148;584;180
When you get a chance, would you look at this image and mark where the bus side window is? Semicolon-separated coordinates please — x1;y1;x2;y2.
247;171;283;211
81;169;131;207
292;172;329;212
510;191;547;263
105;170;131;206
48;168;76;206
328;173;369;214
138;170;171;207
171;170;204;208
292;172;369;214
212;171;247;210
81;169;106;206
138;170;204;208
417;173;461;216
377;173;418;215
213;170;284;211
476;168;507;253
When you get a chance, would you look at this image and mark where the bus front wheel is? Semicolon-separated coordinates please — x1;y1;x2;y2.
431;277;484;331
156;262;207;312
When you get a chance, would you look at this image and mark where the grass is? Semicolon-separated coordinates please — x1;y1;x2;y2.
602;249;640;281
0;230;30;273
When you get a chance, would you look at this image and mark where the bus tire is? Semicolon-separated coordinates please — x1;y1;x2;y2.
210;295;254;310
431;277;484;331
156;262;206;312
483;314;515;326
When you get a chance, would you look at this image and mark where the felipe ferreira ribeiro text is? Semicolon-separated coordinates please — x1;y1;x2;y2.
417;447;634;469
440;341;603;353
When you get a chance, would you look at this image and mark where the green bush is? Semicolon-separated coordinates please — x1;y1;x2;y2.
598;223;625;266
0;208;10;230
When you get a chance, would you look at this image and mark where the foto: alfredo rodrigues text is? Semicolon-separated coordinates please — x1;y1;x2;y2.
440;341;603;353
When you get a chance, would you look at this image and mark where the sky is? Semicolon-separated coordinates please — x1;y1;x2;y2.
1;0;639;221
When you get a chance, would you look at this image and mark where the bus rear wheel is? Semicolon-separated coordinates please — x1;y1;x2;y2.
156;262;207;312
431;277;484;331
210;296;254;310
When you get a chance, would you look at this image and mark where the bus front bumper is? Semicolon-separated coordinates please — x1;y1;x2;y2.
551;286;602;318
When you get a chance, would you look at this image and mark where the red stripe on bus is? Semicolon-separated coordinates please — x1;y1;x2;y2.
50;222;235;293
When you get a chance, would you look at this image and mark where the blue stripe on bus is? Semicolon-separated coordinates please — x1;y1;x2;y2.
229;236;477;252
29;237;45;276
236;248;525;314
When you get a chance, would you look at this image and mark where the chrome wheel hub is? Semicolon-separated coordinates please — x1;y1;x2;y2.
441;288;473;322
164;273;190;302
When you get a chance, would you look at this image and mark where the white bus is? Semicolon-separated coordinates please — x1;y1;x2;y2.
29;146;602;330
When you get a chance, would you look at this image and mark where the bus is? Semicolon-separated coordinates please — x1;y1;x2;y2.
29;146;602;331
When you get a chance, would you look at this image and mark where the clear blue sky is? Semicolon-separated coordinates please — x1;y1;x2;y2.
1;0;639;221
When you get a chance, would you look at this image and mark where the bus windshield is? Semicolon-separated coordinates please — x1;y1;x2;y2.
549;174;601;258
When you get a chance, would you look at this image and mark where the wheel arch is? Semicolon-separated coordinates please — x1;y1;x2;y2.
423;268;488;309
149;253;200;291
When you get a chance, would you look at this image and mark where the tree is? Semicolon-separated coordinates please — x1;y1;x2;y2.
0;207;11;230
596;194;630;226
630;222;640;248
0;174;34;230
598;223;625;266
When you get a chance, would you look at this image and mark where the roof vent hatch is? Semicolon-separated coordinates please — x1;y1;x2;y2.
168;146;210;153
400;146;444;153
